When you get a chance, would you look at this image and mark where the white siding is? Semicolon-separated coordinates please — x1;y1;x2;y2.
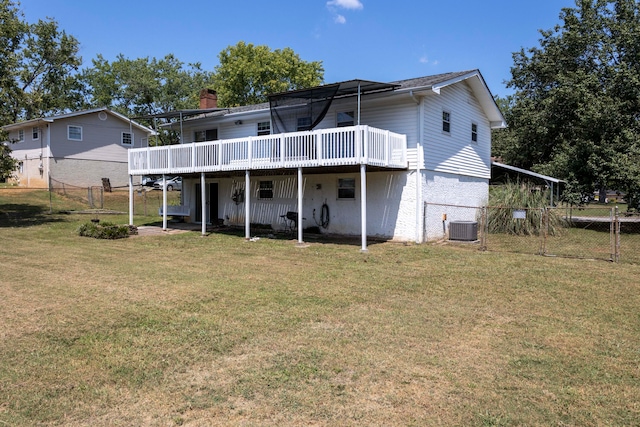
422;82;491;179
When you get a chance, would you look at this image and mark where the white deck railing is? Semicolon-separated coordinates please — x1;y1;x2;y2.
128;125;407;175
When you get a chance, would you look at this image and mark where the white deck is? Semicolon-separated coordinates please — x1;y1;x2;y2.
128;125;407;175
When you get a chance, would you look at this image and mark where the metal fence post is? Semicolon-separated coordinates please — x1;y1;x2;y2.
480;206;487;251
614;206;620;262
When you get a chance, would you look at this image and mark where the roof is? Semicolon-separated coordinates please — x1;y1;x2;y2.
2;107;156;135
492;161;564;184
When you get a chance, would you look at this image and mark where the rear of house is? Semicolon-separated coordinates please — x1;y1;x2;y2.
128;70;505;246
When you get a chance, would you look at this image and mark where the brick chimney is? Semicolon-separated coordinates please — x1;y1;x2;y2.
199;89;218;109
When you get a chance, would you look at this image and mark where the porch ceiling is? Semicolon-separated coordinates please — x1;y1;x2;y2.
175;164;407;179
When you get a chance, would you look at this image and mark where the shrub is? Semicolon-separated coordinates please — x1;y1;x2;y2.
77;221;137;239
487;180;567;236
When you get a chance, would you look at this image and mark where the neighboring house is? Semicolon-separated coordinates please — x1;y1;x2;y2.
2;108;155;188
127;70;506;249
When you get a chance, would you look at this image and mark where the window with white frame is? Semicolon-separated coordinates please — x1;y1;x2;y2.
122;131;133;146
17;129;24;142
442;111;451;133
32;126;39;140
297;117;312;131
194;128;218;142
259;180;273;199
471;123;478;143
18;161;24;174
337;178;356;200
257;121;271;136
68;125;82;141
337;111;355;127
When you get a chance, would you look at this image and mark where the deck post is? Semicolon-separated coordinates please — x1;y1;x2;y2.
128;174;134;225
201;172;206;236
297;167;304;244
162;173;167;231
245;170;250;240
360;163;368;253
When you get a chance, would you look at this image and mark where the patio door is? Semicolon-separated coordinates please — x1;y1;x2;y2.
195;183;218;224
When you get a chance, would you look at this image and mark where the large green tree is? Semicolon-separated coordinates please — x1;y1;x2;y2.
0;0;82;124
213;41;324;107
498;0;640;205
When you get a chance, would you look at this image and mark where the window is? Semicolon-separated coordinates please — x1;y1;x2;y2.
32;127;39;140
442;111;451;133
122;132;133;146
194;128;218;142
337;178;356;199
18;161;24;174
297;117;312;131
68;125;82;141
257;121;271;136
259;180;273;199
17;129;24;142
337;111;355;127
471;123;478;143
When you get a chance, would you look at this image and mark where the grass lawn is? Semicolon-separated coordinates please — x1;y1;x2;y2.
1;189;639;426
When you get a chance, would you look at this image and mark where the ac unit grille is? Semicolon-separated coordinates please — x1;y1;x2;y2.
449;221;478;241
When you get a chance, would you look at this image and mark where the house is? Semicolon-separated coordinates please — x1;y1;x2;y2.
127;70;506;250
2;108;155;188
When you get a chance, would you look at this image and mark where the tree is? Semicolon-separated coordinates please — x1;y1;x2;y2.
0;141;18;181
0;0;83;124
213;41;324;107
502;0;640;205
80;54;214;118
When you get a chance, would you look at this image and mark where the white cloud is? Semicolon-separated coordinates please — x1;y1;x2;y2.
334;14;347;24
327;0;363;10
419;56;428;64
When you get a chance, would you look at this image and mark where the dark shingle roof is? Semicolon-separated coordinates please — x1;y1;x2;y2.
391;70;478;90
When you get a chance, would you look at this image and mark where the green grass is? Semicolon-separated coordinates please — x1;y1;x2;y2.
1;189;640;426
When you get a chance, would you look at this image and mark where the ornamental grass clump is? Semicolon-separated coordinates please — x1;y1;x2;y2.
77;221;137;239
487;181;567;236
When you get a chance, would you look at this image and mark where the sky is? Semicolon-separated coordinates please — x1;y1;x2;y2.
21;0;578;98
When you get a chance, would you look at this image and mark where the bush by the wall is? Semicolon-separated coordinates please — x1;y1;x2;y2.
78;221;137;239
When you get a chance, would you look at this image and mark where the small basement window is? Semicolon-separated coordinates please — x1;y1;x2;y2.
337;178;356;200
259;180;273;199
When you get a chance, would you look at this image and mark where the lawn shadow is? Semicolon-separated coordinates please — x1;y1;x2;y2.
0;203;67;228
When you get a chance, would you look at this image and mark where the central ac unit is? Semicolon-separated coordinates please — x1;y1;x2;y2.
449;221;478;241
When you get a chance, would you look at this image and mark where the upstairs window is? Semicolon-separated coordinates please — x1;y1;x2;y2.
17;129;24;142
337;111;355;127
257;121;271;136
337;178;356;200
32;127;39;140
194;128;218;142
442;111;451;133
297;117;312;131
122;132;133;146
259;180;273;199
471;123;478;143
68;125;82;141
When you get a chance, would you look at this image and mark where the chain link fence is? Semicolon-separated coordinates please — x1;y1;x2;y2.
425;203;640;263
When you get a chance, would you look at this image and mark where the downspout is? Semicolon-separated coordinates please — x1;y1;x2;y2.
46;123;51;190
411;91;424;243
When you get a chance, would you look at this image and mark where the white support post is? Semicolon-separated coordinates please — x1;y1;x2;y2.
128;174;134;225
297;167;304;244
162;173;167;231
245;170;250;240
201;172;206;236
360;164;368;253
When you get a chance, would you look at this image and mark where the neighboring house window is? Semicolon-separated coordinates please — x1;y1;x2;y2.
259;180;273;199
68;125;82;141
337;178;356;200
257;121;271;136
32;127;39;140
442;111;451;133
471;123;478;143
194;128;218;142
337;111;355;127
17;129;24;142
297;117;312;131
122;132;133;146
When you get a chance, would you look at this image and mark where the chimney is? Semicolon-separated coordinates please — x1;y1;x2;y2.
199;89;218;109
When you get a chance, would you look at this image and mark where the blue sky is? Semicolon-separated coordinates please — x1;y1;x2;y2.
22;0;577;98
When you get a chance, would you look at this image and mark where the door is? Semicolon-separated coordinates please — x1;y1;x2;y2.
195;183;219;224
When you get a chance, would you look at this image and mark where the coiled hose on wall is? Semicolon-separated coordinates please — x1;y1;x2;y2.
313;201;330;229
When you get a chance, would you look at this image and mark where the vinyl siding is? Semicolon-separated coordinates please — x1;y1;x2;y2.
422;82;491;179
